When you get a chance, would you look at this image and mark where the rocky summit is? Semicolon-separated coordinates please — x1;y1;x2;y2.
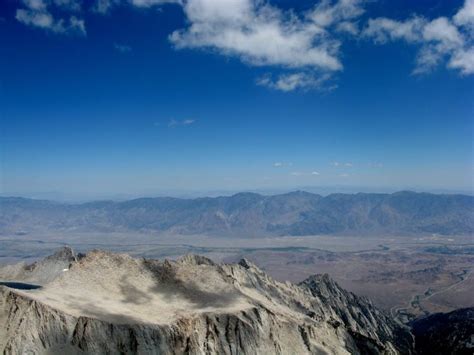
0;248;414;354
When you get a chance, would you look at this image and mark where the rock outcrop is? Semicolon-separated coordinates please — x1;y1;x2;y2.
0;246;80;284
0;250;413;354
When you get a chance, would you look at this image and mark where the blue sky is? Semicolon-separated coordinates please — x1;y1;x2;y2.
0;0;473;200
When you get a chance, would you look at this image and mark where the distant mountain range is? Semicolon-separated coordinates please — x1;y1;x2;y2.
1;191;473;236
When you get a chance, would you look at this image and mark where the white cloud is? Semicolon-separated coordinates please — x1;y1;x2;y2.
23;0;47;11
448;47;474;74
273;162;283;167
423;17;463;46
290;171;304;176
331;161;340;166
166;0;370;91
363;17;426;43
363;0;474;75
311;171;320;175
16;9;85;35
14;0;473;82
344;162;353;167
454;0;474;30
170;0;343;72
15;0;86;35
16;9;53;28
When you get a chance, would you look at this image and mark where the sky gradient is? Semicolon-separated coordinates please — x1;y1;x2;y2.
1;0;473;200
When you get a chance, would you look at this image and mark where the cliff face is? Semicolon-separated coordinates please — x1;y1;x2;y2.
0;251;413;355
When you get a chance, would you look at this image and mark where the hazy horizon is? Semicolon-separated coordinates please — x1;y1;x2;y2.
2;185;473;203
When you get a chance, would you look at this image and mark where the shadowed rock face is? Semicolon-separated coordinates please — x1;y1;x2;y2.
411;308;474;355
1;191;473;236
0;249;414;354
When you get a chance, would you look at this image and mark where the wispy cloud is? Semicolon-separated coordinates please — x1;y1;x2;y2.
289;171;321;176
93;0;120;14
114;43;132;53
363;0;474;75
336;21;359;35
93;0;180;14
130;0;181;8
15;0;86;35
331;161;353;167
168;119;196;127
273;161;292;168
257;72;335;92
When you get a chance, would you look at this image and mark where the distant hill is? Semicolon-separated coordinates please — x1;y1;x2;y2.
1;191;473;236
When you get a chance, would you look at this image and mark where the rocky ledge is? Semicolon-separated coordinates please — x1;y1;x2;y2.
0;249;413;354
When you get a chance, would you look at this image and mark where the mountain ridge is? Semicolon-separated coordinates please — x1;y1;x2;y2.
1;191;473;236
0;248;414;354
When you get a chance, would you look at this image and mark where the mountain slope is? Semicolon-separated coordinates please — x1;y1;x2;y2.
411;307;474;355
0;246;81;284
1;191;472;236
0;250;413;354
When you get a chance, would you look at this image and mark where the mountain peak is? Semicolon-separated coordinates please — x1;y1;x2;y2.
44;246;76;262
178;254;216;266
1;249;413;354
